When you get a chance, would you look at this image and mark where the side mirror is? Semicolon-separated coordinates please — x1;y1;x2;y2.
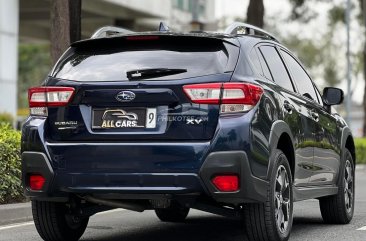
323;87;344;106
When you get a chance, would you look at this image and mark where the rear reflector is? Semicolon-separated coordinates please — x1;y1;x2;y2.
28;87;75;116
29;174;46;191
212;175;239;192
183;82;263;113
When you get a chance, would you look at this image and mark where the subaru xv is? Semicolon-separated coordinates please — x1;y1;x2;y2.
21;22;355;241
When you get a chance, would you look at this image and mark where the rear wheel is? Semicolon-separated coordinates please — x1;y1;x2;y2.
32;200;89;241
319;149;355;224
155;202;190;222
243;149;293;241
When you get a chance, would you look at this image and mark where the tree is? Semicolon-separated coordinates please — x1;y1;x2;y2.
246;0;264;28
50;0;82;64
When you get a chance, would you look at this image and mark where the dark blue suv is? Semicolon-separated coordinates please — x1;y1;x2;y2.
21;23;355;241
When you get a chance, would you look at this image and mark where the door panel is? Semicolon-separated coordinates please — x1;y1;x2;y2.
258;45;313;186
285;93;315;186
279;49;340;186
309;106;341;185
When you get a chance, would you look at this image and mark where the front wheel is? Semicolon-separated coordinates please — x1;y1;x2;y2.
32;200;89;241
319;149;355;224
243;149;293;241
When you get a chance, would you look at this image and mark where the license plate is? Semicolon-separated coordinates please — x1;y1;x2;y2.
92;108;157;130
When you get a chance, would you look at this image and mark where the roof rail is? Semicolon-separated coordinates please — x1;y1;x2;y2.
225;22;279;42
91;26;134;39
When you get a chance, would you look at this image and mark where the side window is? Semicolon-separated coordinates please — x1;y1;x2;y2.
249;49;263;76
259;46;294;92
256;48;273;80
281;50;319;104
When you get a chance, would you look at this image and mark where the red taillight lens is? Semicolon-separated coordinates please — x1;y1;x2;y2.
183;82;263;113
28;87;75;107
29;174;46;191
28;87;75;116
221;83;263;105
212;175;239;192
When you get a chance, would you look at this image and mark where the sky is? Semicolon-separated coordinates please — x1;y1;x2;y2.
214;0;364;104
215;0;291;19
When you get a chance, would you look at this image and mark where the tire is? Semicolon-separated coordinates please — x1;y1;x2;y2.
155;202;190;222
319;149;355;224
243;149;293;241
32;200;89;241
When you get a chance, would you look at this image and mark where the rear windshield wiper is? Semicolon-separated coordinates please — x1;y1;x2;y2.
126;68;187;80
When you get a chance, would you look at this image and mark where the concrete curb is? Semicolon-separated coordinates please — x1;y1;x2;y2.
0;202;32;226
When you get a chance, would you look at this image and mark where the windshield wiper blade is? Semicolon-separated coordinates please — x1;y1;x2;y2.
126;68;187;80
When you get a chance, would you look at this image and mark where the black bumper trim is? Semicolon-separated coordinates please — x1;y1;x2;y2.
22;151;268;205
22;152;55;198
199;151;268;204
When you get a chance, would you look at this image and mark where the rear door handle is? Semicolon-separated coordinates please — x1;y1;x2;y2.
283;101;294;113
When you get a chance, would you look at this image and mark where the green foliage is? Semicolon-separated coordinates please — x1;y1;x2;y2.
285;0;363;89
323;59;341;87
328;5;346;25
355;138;366;164
283;33;341;87
283;35;322;68
0;124;23;204
288;0;318;22
0;112;14;125
18;44;51;109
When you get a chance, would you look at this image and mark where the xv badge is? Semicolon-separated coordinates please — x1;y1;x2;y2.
186;118;203;125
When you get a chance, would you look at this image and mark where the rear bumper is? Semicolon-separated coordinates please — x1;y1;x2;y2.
200;151;268;204
22;150;268;204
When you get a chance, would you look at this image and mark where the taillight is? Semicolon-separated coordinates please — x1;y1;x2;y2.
28;87;75;116
29;174;46;191
183;82;263;113
183;83;222;104
212;175;239;192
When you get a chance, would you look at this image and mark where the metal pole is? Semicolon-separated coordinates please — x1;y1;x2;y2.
346;0;352;126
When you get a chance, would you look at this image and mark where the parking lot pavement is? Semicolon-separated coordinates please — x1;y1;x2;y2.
0;168;365;241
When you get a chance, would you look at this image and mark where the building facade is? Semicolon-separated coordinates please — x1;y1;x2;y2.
1;0;217;119
0;0;19;118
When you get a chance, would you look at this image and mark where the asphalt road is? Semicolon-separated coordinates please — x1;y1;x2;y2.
1;168;365;241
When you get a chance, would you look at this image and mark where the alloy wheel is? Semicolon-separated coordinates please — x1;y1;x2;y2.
275;165;291;233
344;160;354;213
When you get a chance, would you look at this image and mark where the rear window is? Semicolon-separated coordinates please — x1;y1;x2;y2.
51;36;238;81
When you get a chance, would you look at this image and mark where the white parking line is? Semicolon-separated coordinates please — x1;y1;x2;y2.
357;226;366;231
0;221;34;231
0;209;126;231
